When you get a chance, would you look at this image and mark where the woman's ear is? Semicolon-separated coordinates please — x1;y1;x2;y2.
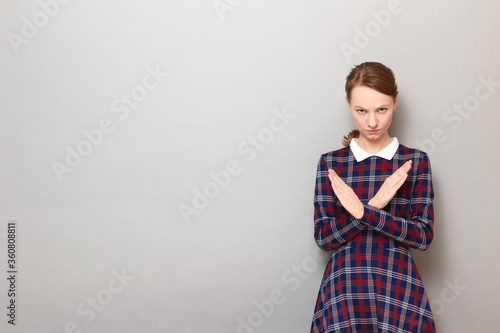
393;95;398;110
345;95;349;105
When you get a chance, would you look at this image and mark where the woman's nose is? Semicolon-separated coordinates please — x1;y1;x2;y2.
367;113;377;128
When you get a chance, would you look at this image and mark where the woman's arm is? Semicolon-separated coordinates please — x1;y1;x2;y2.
358;152;435;251
313;155;368;252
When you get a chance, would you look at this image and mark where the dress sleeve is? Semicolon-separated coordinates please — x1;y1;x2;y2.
313;154;368;252
357;152;435;251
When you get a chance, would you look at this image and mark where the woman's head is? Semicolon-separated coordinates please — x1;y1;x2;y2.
345;62;398;102
342;62;398;147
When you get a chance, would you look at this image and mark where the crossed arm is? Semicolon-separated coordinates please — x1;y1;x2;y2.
314;153;434;251
328;159;412;219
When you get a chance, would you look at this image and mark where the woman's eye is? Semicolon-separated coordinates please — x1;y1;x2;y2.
379;108;387;112
356;109;366;114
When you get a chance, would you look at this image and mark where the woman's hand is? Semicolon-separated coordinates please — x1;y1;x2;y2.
368;160;412;209
328;168;364;219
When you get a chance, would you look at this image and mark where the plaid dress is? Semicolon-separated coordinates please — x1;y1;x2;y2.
311;143;436;333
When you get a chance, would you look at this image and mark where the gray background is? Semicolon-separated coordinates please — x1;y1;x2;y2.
1;0;499;332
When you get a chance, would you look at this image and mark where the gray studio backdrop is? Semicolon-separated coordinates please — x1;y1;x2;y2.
1;0;499;332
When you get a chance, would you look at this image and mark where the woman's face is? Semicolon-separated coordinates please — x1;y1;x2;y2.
346;85;397;143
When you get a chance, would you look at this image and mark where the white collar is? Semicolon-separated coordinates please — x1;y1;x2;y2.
350;137;399;162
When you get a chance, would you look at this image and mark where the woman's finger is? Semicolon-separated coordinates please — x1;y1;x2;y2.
388;161;411;184
330;170;348;192
393;160;411;177
329;169;345;194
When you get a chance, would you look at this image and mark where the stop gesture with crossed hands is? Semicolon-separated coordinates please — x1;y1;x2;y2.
328;160;412;219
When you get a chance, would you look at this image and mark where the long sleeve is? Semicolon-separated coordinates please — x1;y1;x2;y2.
313;154;368;252
357;152;435;251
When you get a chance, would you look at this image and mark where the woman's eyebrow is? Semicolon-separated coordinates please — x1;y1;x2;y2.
353;104;390;109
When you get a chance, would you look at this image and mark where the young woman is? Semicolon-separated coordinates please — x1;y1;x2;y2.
311;62;436;332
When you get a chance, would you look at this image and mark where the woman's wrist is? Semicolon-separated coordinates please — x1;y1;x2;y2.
353;202;364;220
367;198;380;209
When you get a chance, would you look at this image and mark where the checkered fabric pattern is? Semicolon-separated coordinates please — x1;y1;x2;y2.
310;144;436;333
